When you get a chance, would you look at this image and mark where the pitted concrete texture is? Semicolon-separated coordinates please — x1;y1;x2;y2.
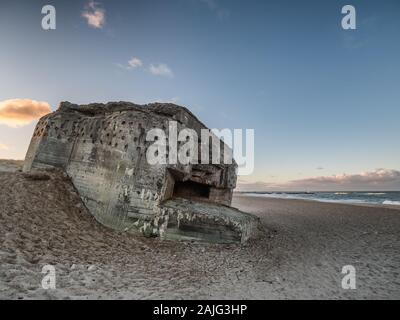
24;101;261;243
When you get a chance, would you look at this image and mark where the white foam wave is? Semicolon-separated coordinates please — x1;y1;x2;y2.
245;193;400;207
316;199;369;204
383;200;400;206
364;193;386;195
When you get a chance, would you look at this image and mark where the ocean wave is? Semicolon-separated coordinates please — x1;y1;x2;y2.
246;193;370;205
246;193;291;199
244;193;400;207
364;193;386;195
383;200;400;206
316;198;369;204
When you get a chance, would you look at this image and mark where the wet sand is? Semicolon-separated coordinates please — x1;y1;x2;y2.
0;161;399;299
232;194;400;299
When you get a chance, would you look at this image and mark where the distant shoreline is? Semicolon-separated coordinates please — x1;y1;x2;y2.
235;191;400;211
235;191;400;193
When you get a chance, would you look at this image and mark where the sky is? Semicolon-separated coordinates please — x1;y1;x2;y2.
0;0;399;191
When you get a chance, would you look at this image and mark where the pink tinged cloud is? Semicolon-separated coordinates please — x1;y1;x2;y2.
0;143;9;150
292;169;400;185
237;169;400;192
0;99;51;128
82;1;105;29
128;57;143;69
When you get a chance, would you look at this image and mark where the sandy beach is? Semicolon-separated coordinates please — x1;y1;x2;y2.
0;161;399;299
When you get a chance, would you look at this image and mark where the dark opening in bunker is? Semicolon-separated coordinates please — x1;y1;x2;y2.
173;180;210;201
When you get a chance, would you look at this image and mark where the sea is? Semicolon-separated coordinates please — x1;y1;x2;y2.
244;191;400;206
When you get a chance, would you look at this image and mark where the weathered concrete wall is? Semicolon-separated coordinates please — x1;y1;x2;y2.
24;101;260;243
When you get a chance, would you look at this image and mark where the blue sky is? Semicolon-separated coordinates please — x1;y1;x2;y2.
0;0;399;190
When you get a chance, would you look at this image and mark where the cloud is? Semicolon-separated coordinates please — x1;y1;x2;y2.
116;58;173;77
0;143;9;150
128;57;143;69
236;180;286;192
236;169;400;192
114;63;127;70
288;169;400;191
169;97;179;103
341;16;378;50
116;57;143;71
149;63;174;78
152;97;180;104
82;1;105;29
0;99;51;127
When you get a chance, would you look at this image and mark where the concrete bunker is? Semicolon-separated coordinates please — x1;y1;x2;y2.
173;180;211;201
23;101;261;243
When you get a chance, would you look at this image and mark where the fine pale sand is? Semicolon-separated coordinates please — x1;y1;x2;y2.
0;161;399;299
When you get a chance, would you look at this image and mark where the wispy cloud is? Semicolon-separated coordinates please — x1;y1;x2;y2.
152;97;180;104
116;58;174;78
128;57;143;69
0;99;51;128
341;16;378;49
237;169;400;192
169;97;179;103
82;1;105;29
236;180;284;192
149;63;174;78
116;57;144;71
0;143;9;150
